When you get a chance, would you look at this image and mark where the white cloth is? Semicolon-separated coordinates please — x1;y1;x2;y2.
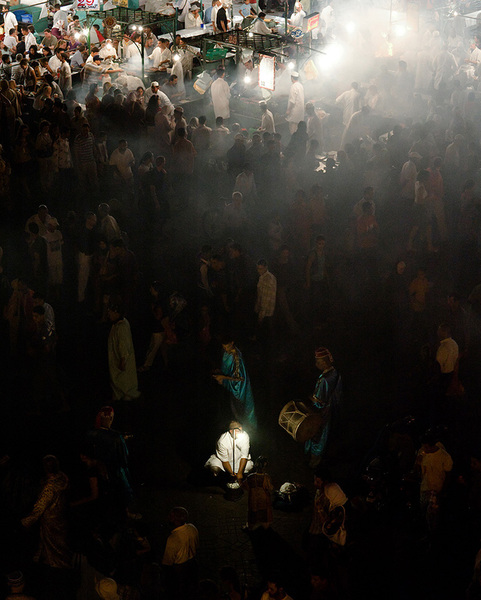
24;32;37;52
205;431;252;474
109;148;135;181
173;0;191;23
150;46;172;69
286;80;304;124
53;9;68;30
49;55;62;73
99;44;118;60
289;9;306;28
260;109;275;133
335;87;361;126
3;10;18;34
162;524;199;565
126;42;143;59
211;76;231;119
252;18;272;35
3;35;17;51
185;11;201;28
436;337;459;374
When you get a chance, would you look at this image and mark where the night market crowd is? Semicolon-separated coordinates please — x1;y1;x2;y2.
4;1;481;599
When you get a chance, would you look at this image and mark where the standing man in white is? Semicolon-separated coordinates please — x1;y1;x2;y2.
1;4;18;35
285;71;304;134
211;66;231;120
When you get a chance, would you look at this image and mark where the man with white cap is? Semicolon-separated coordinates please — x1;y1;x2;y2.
186;2;202;27
285;70;304;134
305;347;342;467
99;39;118;60
211;67;231;120
145;80;174;113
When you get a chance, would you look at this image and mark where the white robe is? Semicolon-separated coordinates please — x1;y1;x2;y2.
432;49;457;90
286;80;304;124
335;88;361;126
211;76;231;119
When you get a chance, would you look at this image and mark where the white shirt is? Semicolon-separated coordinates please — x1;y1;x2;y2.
49;54;62;73
436;337;459;374
261;109;275;133
99;44;118;60
286;80;304;124
215;431;251;473
186;12;202;28
53;9;68;30
150;45;171;69
3;34;17;51
252;18;272;35
162;523;199;566
24;32;37;52
289;9;306;28
335;87;361;126
109;148;135;181
173;0;191;23
126;42;143;59
3;10;18;34
211;76;231;119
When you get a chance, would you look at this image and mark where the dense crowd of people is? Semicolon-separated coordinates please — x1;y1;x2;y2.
3;0;481;598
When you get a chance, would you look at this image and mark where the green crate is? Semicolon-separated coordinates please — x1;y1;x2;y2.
205;47;228;60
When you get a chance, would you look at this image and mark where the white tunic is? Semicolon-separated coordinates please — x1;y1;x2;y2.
286;80;304;124
211;76;231;119
3;10;18;34
205;431;252;473
335;87;361;126
150;46;171;68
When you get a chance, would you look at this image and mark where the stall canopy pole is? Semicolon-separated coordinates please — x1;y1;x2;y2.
141;28;144;80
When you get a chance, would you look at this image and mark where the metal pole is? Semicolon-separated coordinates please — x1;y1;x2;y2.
174;9;177;51
141;29;144;79
285;1;288;35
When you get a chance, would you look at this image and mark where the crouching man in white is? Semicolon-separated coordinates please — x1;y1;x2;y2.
205;420;254;483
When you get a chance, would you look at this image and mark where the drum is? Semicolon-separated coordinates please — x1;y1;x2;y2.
278;400;325;443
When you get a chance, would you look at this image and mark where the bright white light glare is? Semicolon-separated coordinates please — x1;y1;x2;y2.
453;10;459;15
173;53;180;61
74;32;80;40
138;26;143;32
345;21;355;34
244;75;251;83
82;28;89;36
287;61;295;69
395;24;406;37
319;42;344;72
132;25;137;30
248;31;253;38
106;43;113;50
